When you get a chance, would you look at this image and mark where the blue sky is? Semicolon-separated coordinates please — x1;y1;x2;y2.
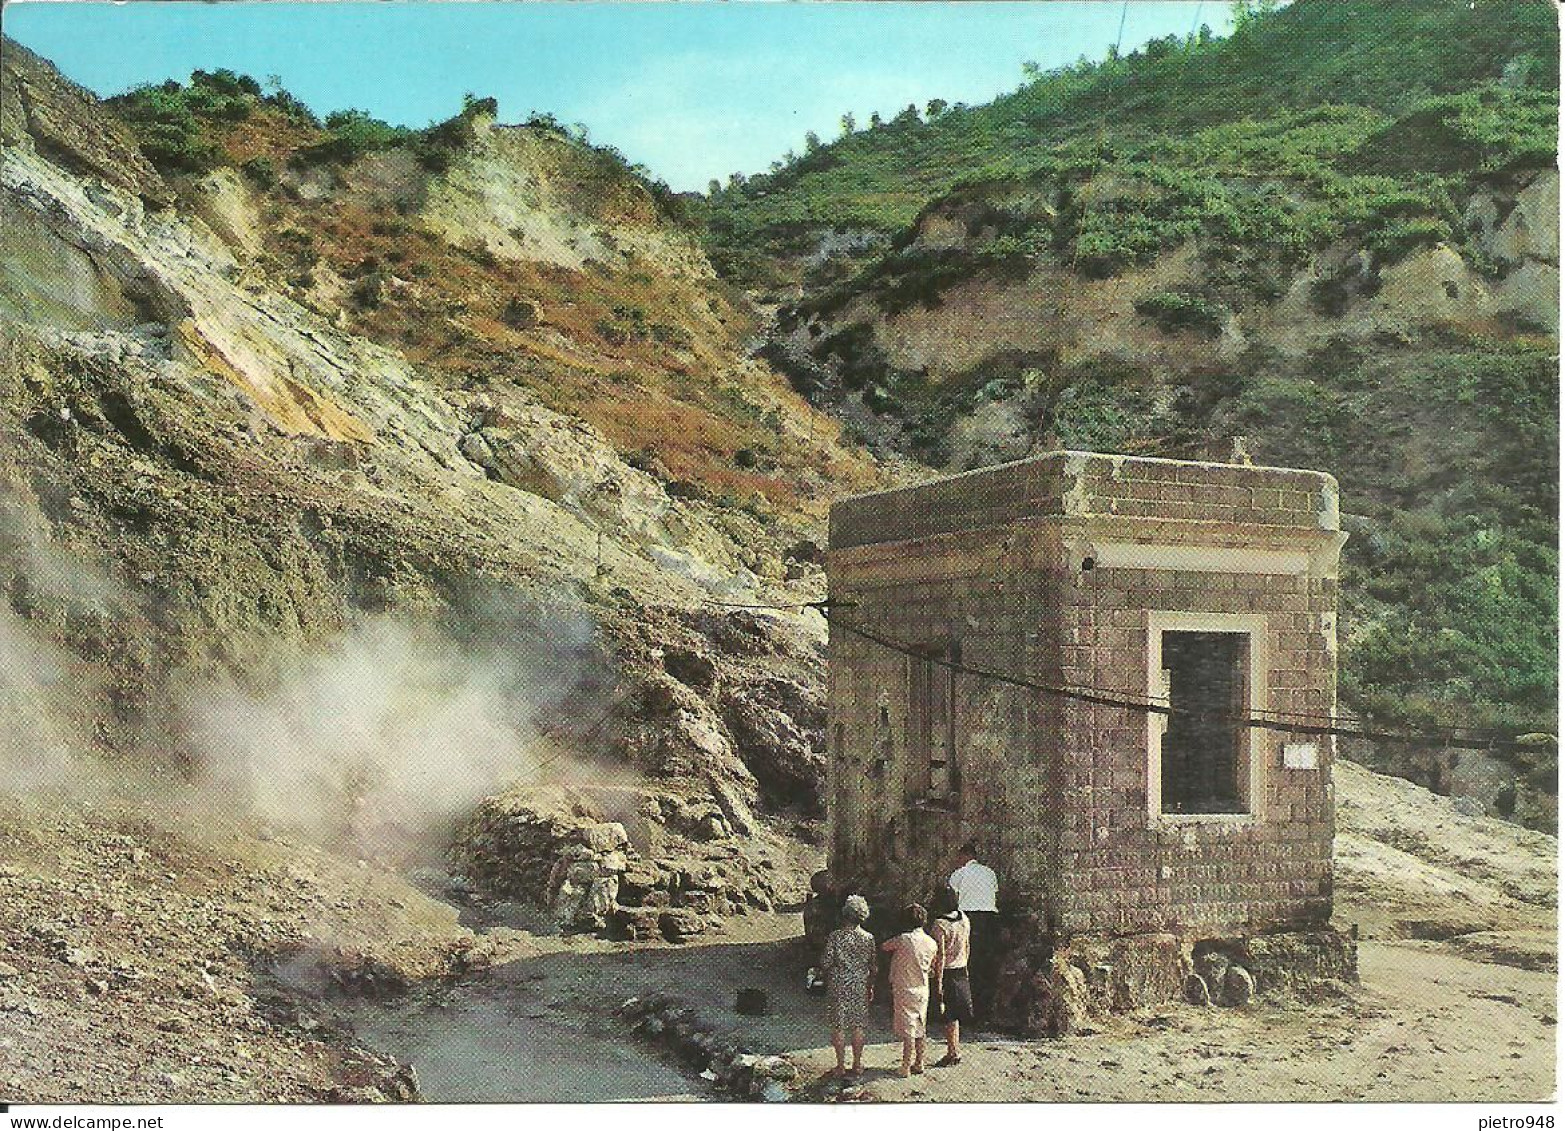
5;2;1231;191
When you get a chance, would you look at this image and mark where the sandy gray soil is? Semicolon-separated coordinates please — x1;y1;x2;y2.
344;913;1555;1103
2;757;1555;1104
344;758;1557;1103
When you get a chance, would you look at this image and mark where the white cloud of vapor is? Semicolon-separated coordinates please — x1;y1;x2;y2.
183;609;599;861
0;605;85;799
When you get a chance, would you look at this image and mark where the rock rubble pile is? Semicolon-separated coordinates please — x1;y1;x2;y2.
451;782;798;941
617;993;798;1100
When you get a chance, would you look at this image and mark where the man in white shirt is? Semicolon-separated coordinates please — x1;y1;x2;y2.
948;843;999;1022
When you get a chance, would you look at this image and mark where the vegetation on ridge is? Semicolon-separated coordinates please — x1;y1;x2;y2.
699;0;1560;817
100;69;876;518
696;0;1556;291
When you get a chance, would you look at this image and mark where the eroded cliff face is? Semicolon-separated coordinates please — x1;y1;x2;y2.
0;41;851;876
783;168;1558;415
0;40;172;207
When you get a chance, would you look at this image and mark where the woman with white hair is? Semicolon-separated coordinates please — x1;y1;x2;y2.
822;893;876;1077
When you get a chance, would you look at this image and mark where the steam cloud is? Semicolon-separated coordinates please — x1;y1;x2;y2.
0;605;85;798
0;498;605;859
185;610;598;859
1;480;612;858
0;497;115;799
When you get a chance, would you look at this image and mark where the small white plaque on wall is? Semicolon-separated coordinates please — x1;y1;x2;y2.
1283;742;1320;770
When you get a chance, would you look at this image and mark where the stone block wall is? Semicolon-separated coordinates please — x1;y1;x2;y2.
826;524;1070;920
827;451;1343;939
1053;564;1337;935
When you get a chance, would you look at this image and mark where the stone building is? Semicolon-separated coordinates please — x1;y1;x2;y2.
825;451;1349;966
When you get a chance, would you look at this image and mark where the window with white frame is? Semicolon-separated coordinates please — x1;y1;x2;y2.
1147;613;1266;819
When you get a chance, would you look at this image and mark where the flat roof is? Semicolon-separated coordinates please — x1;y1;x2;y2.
829;450;1339;550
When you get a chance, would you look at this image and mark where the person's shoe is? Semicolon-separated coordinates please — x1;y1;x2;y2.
934;1053;962;1067
898;1067;911;1079
911;1063;925;1075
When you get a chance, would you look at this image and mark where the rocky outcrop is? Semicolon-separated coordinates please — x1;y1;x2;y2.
991;927;1357;1036
179;167;264;260
1;45;836;847
1;38;173;208
1486;169;1560;333
420;115;680;272
599;606;829;814
3;126;385;443
450;780;801;941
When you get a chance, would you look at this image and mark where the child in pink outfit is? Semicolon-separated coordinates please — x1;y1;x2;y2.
880;903;939;1077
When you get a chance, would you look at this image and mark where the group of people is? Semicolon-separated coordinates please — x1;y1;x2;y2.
820;845;999;1079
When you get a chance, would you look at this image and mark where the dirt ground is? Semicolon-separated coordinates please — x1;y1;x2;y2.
0;757;1556;1104
344;912;1555;1104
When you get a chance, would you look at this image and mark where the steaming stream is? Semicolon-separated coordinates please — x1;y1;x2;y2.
0;587;778;1102
343;991;700;1103
338;910;814;1103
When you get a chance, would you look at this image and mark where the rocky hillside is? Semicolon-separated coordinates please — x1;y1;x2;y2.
700;0;1555;293
700;0;1560;827
0;21;1557;1105
2;751;1552;1102
92;58;881;513
0;36;884;915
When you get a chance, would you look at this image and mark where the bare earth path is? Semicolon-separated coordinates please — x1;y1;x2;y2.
345;915;1556;1103
3;762;1553;1102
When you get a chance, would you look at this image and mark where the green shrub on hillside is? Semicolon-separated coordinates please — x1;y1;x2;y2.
595;305;653;346
1135;291;1226;337
1354;84;1558;177
1364;216;1453;261
1344;517;1557;735
109;68;284;172
816;323;890;393
108;83;222;173
262;87;320;127
189;69;261;99
867;249;991;313
296;110;412;165
239;155;277;188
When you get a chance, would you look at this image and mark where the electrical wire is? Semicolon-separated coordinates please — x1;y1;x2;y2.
702;593;1384;726
694;597;1539;747
522;684;637;783
703;598;823;611
817;606;1547;755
